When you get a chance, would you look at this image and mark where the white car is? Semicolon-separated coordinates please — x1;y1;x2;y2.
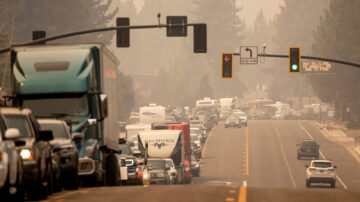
164;158;177;184
306;160;337;188
0;123;24;199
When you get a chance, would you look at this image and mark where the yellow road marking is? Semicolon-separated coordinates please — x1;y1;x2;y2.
238;186;247;202
245;126;249;176
226;197;235;202
229;189;237;194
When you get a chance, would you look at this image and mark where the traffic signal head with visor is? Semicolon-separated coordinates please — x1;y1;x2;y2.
222;53;233;79
289;47;301;73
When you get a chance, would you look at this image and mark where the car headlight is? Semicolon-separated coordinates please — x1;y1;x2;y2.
143;172;149;180
20;149;34;160
195;164;199;167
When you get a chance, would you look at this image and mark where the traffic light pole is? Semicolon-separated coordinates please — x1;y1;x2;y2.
0;23;205;54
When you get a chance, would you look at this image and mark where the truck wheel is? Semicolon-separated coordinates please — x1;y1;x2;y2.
105;154;119;186
64;170;79;190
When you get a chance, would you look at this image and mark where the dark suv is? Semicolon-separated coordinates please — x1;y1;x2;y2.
1;108;54;199
297;139;319;160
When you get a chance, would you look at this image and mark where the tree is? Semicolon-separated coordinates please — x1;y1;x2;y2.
0;0;117;45
191;0;246;98
267;0;330;103
310;0;360;121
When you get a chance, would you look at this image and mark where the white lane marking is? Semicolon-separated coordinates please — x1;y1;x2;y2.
243;180;247;187
272;122;297;188
298;122;348;190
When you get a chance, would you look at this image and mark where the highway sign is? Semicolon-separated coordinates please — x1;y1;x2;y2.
240;46;258;64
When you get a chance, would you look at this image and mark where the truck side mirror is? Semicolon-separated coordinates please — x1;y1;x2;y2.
39;130;54;141
100;94;108;118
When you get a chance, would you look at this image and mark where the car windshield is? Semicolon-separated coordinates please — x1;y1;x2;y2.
165;160;174;168
39;122;69;139
22;95;89;117
148;160;163;170
4;115;32;138
190;134;199;141
313;162;333;168
119;144;131;155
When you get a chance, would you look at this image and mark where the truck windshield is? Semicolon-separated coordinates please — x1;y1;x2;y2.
148;160;163;170
22;95;89;117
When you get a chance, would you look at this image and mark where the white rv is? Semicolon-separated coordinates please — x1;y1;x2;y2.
138;130;185;184
139;104;166;124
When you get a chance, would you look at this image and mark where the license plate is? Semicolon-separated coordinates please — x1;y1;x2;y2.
319;170;324;173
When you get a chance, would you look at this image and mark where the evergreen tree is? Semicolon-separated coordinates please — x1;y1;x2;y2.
311;0;360;121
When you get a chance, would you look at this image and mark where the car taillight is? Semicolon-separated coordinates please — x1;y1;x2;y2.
0;151;2;161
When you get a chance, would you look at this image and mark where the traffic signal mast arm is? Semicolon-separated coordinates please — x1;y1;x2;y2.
0;23;205;54
233;53;360;68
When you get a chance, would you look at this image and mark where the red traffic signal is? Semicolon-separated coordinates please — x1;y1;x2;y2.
222;53;233;79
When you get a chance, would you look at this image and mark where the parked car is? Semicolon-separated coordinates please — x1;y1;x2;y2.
146;158;170;185
297;139;319;159
38;119;79;190
1;108;54;199
225;114;241;128
0;111;25;200
164;158;177;184
190;155;200;177
306;160;337;188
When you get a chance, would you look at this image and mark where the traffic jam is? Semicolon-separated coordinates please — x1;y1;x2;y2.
0;1;359;202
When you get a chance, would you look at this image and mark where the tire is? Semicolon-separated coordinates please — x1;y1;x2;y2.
64;170;79;190
105;154;119;186
330;181;336;188
306;180;311;188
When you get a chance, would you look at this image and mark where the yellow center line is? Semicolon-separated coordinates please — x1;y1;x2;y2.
226;197;235;202
238;186;247;202
245;126;249;176
229;189;237;194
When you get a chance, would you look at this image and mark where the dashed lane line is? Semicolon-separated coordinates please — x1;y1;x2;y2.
298;122;348;190
271;122;297;188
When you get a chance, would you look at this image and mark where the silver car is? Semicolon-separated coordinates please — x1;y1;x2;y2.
165;158;177;184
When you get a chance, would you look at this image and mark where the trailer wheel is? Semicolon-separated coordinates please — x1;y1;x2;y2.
105;154;119;186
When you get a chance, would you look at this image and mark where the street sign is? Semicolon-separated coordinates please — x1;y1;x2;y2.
166;16;187;37
301;61;334;73
240;46;258;64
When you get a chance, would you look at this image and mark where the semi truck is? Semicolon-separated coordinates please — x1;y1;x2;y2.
9;43;121;186
138;130;185;184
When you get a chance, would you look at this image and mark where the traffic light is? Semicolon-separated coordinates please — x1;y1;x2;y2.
222;53;233;79
194;24;207;53
289;47;301;73
116;17;130;47
32;31;46;44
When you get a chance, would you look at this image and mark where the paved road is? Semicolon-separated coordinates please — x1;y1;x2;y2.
42;120;360;202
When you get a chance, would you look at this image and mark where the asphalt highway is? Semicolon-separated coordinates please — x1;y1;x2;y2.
41;120;360;202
